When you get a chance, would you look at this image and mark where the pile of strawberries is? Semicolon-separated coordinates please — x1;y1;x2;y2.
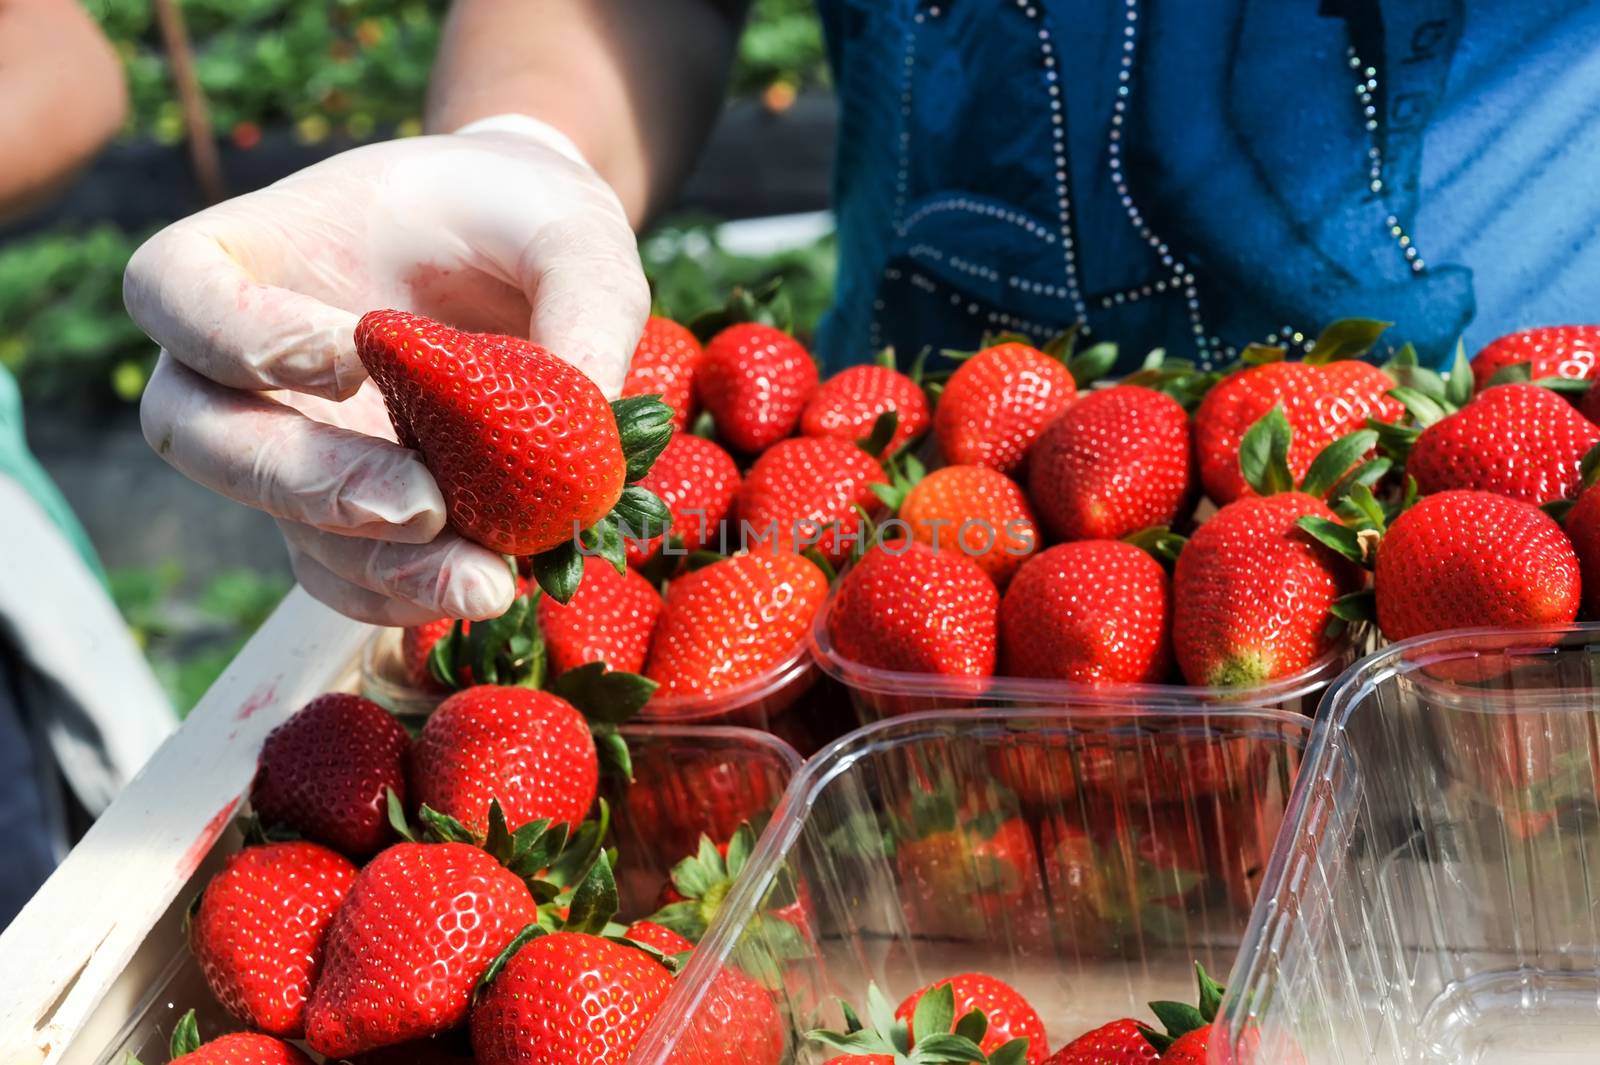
155;690;794;1065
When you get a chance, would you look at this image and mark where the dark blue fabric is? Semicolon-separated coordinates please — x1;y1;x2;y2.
814;0;1600;374
0;654;58;929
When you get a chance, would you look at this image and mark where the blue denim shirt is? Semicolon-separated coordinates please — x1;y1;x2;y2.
813;0;1598;373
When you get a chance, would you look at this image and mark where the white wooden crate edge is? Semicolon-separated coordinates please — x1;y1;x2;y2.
0;588;376;1065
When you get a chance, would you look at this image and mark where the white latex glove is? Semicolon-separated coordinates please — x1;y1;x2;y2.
125;116;650;626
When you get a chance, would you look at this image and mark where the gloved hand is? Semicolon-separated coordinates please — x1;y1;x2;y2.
125;116;650;625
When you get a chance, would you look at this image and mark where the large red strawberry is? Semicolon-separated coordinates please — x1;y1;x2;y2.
1194;360;1402;505
1569;476;1600;619
896;974;1049;1064
250;693;410;858
537;555;662;676
697;322;819;453
1173;493;1361;687
190;841;357;1037
1375;490;1581;641
645;552;828;700
1043;1019;1160;1064
161;1012;314;1065
734;436;888;564
354;310;672;567
1470;325;1600;391
400;577;535;692
826;541;999;679
624;433;740;565
409;686;598;834
895;464;1039;587
1000;541;1171;684
1028;385;1195;542
1406;383;1600;504
934;342;1078;475
802;360;930;457
624;920;785;1065
304;842;538;1057
624;315;703;430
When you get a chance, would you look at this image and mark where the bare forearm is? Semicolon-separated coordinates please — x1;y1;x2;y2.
427;0;744;227
0;0;128;222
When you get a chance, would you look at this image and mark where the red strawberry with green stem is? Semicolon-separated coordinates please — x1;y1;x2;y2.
402;576;543;693
733;435;888;564
826;540;999;680
189;841;357;1037
1469;325;1600;392
537;555;662;677
808;980;1036;1065
882;459;1039;588
1041;1019;1160;1064
1000;539;1172;684
250;693;411;858
1137;964;1229;1064
1028;384;1196;542
133;1010;313;1065
692;286;819;453
933;337;1083;476
623;433;740;566
802;349;931;457
353;309;674;603
624;315;704;431
896;974;1049;1064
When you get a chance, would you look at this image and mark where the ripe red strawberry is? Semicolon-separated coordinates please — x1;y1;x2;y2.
826;541;999;679
896;974;1049;1064
624;315;703;430
400;577;533;692
304;842;538;1057
802;362;930;456
810;980;1032;1064
1375;489;1581;641
625;433;740;564
898;465;1039;587
250;693;410;858
1043;1019;1160;1064
624;920;786;1065
354;310;670;560
645;552;828;699
470;930;673;1065
1569;480;1600;618
734;436;888;564
410;686;597;834
1158;1029;1212;1065
1000;541;1171;684
1407;384;1600;504
1194;361;1402;505
1029;385;1195;542
697;322;819;453
170;1032;314;1065
190;841;357;1037
1172;493;1361;686
1470;325;1600;391
537;555;662;676
934;342;1077;475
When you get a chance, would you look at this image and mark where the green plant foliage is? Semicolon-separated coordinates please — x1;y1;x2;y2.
733;0;830;96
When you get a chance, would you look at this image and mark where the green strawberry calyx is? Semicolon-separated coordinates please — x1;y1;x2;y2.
1122;347;1223;411
428;572;547;691
530;393;675;605
1237;405;1388;502
545;660;656;780
686;278;795;342
1140;962;1225;1053
806;982;1030;1065
1123;525;1188;567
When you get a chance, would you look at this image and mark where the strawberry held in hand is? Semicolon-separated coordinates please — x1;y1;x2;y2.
354;310;673;602
189;841;357;1037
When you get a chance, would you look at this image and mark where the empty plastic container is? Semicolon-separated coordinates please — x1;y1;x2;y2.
1224;625;1600;1065
632;704;1316;1062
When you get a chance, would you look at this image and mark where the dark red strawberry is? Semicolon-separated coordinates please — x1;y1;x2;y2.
1042;1019;1160;1064
1000;541;1171;684
190;841;357;1037
1172;493;1361;687
163;1011;314;1065
934;342;1077;476
303;843;538;1057
1375;489;1581;641
734;436;888;564
802;361;930;457
624;315;704;431
896;974;1049;1064
624;433;740;565
250;693;410;858
826;540;999;679
1470;325;1600;391
410;686;598;834
896;464;1039;588
354;310;671;564
1028;385;1195;542
645;552;828;700
697;322;819;453
1407;383;1600;504
1194;360;1402;505
1584;380;1600;425
537;555;662;676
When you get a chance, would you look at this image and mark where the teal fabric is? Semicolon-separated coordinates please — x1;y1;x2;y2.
0;366;104;584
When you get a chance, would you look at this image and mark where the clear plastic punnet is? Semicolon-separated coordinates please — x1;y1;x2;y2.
632;704;1315;1062
1224;625;1600;1065
810;576;1365;722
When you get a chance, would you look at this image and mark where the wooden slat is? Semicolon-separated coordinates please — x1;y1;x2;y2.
0;589;374;1065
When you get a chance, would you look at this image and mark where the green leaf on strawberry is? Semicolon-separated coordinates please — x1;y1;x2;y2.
807;982;1026;1065
1304;317;1391;365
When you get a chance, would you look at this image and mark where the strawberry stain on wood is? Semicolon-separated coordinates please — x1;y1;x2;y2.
227;681;279;740
177;798;242;880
